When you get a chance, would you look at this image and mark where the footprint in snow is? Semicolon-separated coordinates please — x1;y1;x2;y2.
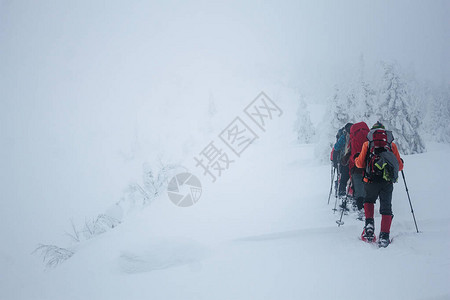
118;238;208;274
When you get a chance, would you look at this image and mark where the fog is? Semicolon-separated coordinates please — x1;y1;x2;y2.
1;0;448;254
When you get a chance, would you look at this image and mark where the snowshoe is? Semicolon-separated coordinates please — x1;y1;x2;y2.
361;228;377;243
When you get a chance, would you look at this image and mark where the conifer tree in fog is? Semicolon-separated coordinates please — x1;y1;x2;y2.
424;85;450;143
295;97;315;143
375;63;425;154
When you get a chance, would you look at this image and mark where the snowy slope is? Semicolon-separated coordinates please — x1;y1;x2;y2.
2;131;449;300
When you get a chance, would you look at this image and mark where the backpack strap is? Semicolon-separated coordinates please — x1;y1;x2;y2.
386;130;394;144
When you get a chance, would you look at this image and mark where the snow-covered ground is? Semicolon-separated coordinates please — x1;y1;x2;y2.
2;117;449;299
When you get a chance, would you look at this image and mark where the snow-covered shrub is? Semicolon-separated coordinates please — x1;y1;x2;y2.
81;214;121;240
118;162;184;212
33;245;74;268
34;161;183;268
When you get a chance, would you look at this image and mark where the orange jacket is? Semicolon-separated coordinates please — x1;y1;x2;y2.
355;141;403;182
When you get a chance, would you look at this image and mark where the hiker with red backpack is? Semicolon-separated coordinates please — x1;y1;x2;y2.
355;122;403;248
348;122;370;220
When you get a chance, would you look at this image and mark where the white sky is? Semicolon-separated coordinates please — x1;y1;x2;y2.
1;1;448;98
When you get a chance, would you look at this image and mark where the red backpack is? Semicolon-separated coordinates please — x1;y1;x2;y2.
364;129;398;182
349;122;369;171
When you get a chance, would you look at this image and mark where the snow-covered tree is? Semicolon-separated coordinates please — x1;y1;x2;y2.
328;58;377;127
351;54;377;121
375;63;425;154
317;60;429;161
360;81;377;120
314;89;347;162
342;80;376;123
295;97;315;143
423;85;450;143
332;87;351;127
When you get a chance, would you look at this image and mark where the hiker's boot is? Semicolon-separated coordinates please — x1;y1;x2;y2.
351;201;358;212
357;209;365;221
361;218;376;242
378;232;390;248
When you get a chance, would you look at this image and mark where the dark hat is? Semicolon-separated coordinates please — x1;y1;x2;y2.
344;122;353;132
372;121;385;129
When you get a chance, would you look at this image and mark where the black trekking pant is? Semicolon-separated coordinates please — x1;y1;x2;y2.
351;169;365;210
338;165;350;196
364;181;394;215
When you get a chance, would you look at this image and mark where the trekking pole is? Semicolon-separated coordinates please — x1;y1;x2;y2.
333;164;341;214
336;196;346;226
401;170;419;233
327;164;335;204
333;171;340;214
333;175;341;213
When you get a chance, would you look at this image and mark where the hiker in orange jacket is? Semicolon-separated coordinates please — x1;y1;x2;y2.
355;137;403;179
354;121;403;247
